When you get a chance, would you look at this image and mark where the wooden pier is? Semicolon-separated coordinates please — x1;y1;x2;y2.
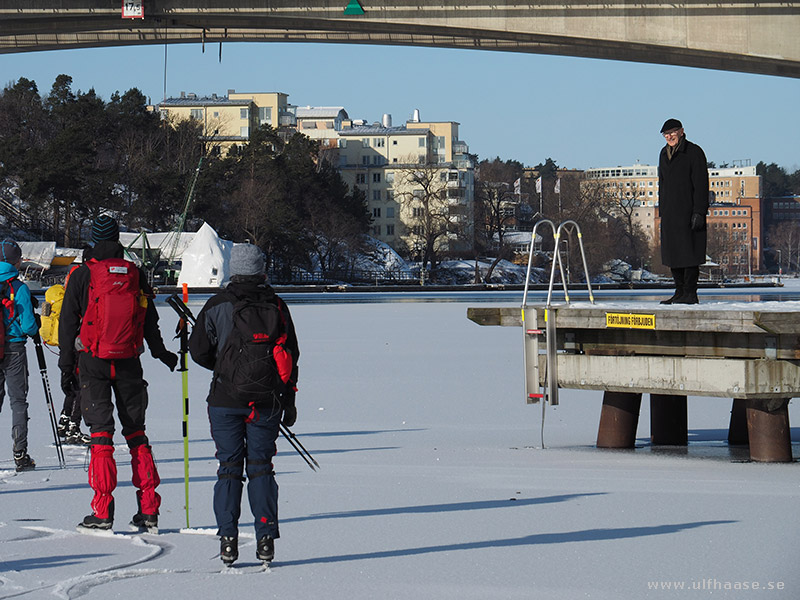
468;303;800;462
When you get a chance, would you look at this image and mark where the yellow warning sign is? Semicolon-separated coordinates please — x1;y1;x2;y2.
605;312;656;329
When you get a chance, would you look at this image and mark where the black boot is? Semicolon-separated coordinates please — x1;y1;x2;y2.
256;535;275;563
220;536;238;565
660;267;685;305
57;414;70;438
14;451;35;472
674;266;699;304
78;500;114;531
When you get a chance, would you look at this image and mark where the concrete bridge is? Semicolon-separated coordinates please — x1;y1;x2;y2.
1;1;799;78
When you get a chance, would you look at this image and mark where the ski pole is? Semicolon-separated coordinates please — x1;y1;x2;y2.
167;289;192;528
31;321;66;468
280;424;320;471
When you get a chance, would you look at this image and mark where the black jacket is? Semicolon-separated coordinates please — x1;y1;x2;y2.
58;240;170;372
189;278;299;408
658;137;710;268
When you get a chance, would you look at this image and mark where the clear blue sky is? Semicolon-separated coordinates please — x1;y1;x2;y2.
2;41;798;171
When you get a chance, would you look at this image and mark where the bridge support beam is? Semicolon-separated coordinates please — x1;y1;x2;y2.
650;394;688;446
597;391;641;449
728;398;749;445
746;398;793;463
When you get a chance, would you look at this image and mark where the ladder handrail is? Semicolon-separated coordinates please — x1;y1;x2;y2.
546;220;595;307
522;219;565;310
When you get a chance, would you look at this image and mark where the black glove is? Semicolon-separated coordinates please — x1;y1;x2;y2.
690;212;706;232
281;405;297;427
157;351;179;372
60;369;78;395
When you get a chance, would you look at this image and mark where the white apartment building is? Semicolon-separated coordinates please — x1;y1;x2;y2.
336;114;475;256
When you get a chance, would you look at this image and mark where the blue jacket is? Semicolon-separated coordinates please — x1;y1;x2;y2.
0;262;38;343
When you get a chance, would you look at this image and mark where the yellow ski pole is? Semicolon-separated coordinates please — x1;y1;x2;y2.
180;284;190;528
168;285;192;528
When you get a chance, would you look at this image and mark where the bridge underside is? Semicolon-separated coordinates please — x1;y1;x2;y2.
1;3;799;78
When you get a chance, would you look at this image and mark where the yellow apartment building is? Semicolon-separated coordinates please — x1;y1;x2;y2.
154;91;291;154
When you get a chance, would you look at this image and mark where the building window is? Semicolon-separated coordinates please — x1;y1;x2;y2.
373;173;381;183
373;207;381;218
386;190;394;201
386;224;394;235
213;111;220;118
356;174;366;184
339;139;347;148
190;109;203;120
258;107;272;124
373;190;381;201
372;226;381;236
418;137;426;147
362;138;370;147
387;207;395;218
362;156;370;165
374;138;385;147
240;108;249;119
386;172;394;183
240;126;249;137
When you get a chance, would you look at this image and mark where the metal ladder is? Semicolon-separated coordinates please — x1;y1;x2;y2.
521;220;595;414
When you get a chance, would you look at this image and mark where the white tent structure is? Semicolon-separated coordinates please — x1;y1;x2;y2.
18;241;57;270
119;230;197;265
177;222;233;287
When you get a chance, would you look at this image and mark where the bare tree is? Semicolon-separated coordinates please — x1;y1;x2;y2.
767;221;800;274
395;159;466;272
474;158;523;281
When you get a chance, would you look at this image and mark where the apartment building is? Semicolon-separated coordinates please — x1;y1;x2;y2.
336;114;475;256
765;195;800;225
584;164;660;240
585;164;763;272
154;92;474;257
295;106;350;149
154;91;293;154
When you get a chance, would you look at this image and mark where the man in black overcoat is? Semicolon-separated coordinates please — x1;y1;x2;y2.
657;118;709;304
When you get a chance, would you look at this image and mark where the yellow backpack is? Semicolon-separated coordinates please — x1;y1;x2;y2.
39;284;65;347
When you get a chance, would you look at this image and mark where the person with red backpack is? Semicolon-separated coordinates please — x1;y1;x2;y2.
58;215;178;532
189;243;299;566
0;239;39;472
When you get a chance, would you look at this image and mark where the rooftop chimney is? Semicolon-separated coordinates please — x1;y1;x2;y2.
411;108;420;122
382;113;392;128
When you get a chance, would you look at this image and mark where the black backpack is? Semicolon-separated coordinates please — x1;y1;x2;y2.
214;296;288;406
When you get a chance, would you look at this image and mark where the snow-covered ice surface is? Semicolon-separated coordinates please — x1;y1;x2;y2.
1;281;800;599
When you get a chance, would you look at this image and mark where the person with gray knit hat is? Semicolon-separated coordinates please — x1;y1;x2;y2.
189;242;300;566
0;238;39;471
229;243;266;277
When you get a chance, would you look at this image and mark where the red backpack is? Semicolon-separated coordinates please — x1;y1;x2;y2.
79;258;147;359
0;277;19;360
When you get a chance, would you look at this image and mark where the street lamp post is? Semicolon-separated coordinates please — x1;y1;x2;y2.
415;241;425;286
